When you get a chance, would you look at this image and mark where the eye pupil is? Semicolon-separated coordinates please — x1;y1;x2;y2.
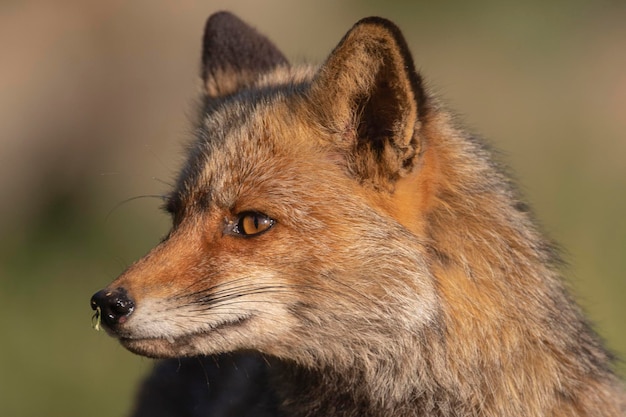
236;212;274;236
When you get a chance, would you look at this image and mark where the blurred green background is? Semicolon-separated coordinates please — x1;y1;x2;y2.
0;1;624;416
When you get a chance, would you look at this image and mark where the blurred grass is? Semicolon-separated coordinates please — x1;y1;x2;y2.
0;1;624;416
0;187;167;416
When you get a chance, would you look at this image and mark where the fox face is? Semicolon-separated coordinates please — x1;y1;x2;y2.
91;13;438;366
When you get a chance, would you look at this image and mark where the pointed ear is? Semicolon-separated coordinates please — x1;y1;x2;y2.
201;12;289;98
309;17;428;189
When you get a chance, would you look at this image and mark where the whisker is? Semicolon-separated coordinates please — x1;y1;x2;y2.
105;194;167;223
174;278;370;311
144;144;171;173
170;276;251;301
322;274;378;305
191;286;297;310
194;357;212;394
151;176;175;188
196;283;293;302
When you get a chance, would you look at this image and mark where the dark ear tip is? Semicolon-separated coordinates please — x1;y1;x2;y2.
202;11;288;68
204;11;245;32
349;16;406;42
202;11;246;50
349;16;407;47
352;16;399;30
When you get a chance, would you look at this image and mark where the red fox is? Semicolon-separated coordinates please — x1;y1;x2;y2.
91;12;626;417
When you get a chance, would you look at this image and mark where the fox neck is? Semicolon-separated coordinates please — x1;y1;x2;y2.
407;110;620;415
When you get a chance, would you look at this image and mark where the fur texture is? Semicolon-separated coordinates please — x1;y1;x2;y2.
91;12;626;417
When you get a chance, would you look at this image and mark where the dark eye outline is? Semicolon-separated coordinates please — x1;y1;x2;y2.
228;211;276;238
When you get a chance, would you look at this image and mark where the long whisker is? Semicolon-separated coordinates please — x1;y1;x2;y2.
174;276;377;311
105;194;167;223
144;144;171;173
169;276;252;301
189;286;298;311
151;176;175;188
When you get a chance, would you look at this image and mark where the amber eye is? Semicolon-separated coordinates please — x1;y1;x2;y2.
235;212;275;237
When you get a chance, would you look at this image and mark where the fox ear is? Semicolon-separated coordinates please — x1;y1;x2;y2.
201;12;289;98
310;17;428;189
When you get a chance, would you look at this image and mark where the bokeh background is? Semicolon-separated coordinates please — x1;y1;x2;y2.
1;1;624;416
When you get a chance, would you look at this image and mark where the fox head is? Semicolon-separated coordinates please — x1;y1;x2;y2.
91;12;439;368
91;12;626;416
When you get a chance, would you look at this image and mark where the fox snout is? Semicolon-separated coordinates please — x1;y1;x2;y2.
90;287;135;331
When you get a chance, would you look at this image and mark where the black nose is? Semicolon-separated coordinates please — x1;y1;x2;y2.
90;288;135;329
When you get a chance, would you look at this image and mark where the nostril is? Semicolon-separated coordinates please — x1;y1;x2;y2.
90;293;101;311
111;294;134;324
90;288;135;328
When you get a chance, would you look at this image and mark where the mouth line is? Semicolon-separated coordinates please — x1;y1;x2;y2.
119;314;252;346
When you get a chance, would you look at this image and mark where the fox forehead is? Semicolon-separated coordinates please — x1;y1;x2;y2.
168;79;335;221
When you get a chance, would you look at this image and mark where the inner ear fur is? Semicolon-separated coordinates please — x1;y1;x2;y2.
310;17;428;188
201;12;289;98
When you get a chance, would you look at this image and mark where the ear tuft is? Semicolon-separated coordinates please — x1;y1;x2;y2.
310;17;428;189
201;12;289;98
